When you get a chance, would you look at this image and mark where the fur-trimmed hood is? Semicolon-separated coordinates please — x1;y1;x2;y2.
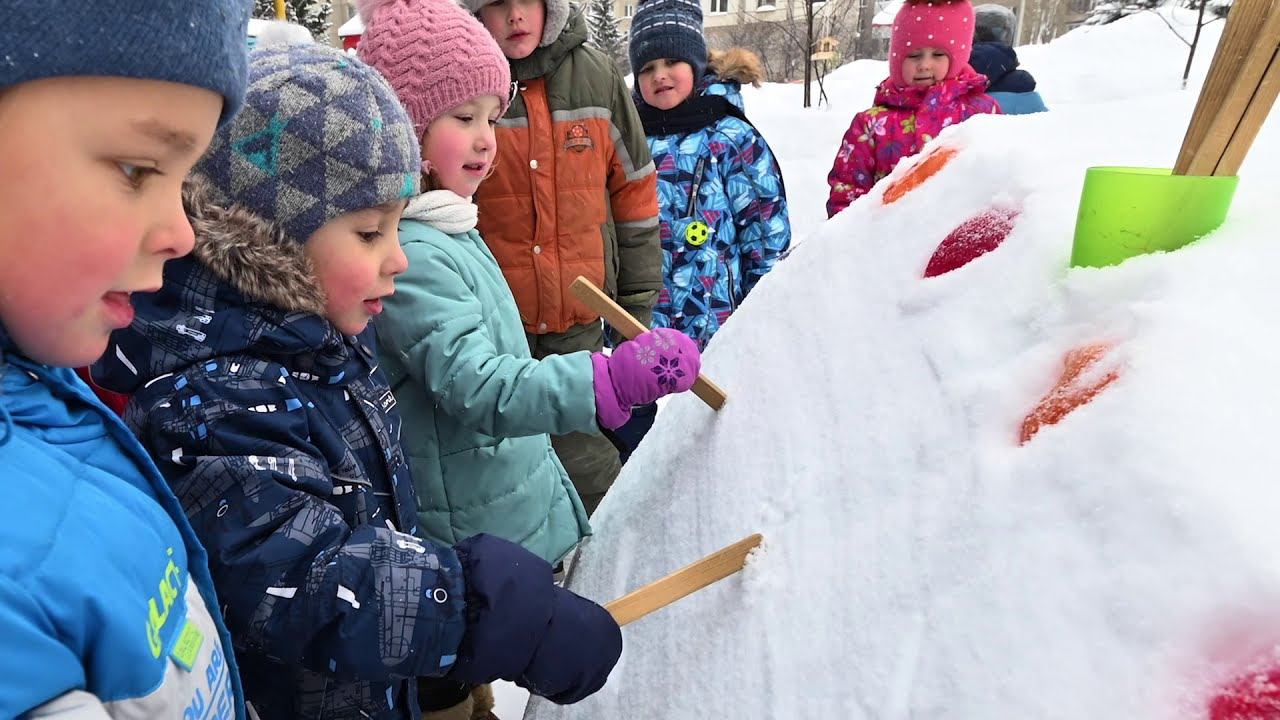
184;177;327;317
92;179;360;395
708;48;764;87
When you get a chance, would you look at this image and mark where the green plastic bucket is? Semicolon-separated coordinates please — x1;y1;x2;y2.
1070;167;1238;268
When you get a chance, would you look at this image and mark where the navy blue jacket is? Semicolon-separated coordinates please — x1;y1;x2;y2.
94;188;467;719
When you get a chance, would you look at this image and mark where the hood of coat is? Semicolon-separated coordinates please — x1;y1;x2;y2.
699;47;764;111
873;65;991;110
707;48;764;87
510;5;588;81
93;179;359;394
969;42;1037;93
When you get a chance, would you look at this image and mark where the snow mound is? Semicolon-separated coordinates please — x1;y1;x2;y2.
528;12;1280;720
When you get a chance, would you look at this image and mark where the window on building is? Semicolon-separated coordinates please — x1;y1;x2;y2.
625;2;635;14
709;0;728;13
756;0;777;10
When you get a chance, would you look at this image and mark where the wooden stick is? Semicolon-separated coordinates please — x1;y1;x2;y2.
1215;44;1280;175
569;276;728;411
1175;0;1280;175
605;533;763;626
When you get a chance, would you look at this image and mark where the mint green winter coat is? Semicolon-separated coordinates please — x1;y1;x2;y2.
377;194;595;564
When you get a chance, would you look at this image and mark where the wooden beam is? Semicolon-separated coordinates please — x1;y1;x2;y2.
1215;43;1280;175
1174;0;1276;175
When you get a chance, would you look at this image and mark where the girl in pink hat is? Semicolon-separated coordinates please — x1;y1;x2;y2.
358;0;701;714
826;0;1001;217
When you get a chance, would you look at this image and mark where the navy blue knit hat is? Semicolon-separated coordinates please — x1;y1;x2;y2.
628;0;708;79
194;44;421;244
2;0;251;129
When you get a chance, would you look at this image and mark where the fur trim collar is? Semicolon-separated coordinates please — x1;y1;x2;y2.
709;48;765;87
183;178;328;317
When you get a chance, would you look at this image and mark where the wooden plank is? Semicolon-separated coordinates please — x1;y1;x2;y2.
605;534;764;626
1174;0;1275;174
1215;44;1280;174
569;276;728;411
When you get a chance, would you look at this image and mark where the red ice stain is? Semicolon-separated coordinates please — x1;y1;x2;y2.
924;206;1020;277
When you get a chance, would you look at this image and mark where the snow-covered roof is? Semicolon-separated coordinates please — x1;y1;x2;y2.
338;14;365;36
872;0;904;25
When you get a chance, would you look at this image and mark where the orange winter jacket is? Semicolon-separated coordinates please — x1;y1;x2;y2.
476;8;661;336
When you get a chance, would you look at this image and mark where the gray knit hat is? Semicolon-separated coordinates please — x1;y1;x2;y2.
974;4;1017;44
459;0;572;48
194;44;420;244
2;0;251;128
628;0;707;79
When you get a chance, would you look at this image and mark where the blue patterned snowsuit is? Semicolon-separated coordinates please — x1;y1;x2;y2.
641;61;791;350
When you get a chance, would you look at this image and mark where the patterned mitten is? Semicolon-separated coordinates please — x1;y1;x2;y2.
591;328;700;429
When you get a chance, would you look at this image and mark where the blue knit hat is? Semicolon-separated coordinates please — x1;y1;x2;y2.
628;0;708;79
1;0;251;129
194;44;421;244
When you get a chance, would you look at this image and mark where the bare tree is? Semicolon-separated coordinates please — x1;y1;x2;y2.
1027;0;1068;43
709;0;860;82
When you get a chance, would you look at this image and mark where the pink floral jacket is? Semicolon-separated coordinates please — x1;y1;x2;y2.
826;67;1000;217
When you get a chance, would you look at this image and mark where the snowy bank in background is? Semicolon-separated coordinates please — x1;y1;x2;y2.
528;10;1280;720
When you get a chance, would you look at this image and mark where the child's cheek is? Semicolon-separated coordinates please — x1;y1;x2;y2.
319;262;373;315
27;205;137;311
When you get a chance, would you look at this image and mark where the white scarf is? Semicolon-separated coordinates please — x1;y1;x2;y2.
403;190;478;235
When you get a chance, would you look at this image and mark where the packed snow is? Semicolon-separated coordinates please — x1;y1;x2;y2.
516;8;1280;720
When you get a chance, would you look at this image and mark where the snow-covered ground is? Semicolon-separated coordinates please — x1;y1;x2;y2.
515;8;1280;720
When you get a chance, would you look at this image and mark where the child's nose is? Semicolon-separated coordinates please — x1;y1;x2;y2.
153;196;196;259
386;241;408;277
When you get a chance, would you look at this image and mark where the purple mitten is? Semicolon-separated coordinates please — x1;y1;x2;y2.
591;328;701;429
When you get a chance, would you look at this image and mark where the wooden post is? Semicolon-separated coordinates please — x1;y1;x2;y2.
605;534;763;626
1174;0;1280;175
568;276;728;411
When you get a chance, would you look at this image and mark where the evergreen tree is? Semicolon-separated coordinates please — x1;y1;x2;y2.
253;0;332;38
586;0;628;71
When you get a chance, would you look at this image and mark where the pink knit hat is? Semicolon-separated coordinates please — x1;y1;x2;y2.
356;0;512;135
888;0;975;87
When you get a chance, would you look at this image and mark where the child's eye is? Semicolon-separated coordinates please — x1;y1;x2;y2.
456;114;474;123
357;231;382;243
488;117;500;127
117;161;159;188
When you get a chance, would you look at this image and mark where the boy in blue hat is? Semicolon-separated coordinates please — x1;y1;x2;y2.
0;1;252;717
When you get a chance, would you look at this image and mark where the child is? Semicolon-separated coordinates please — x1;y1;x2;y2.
358;0;699;564
465;0;664;513
0;2;250;717
970;3;1048;115
91;43;622;720
826;0;1001;217
628;0;791;352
